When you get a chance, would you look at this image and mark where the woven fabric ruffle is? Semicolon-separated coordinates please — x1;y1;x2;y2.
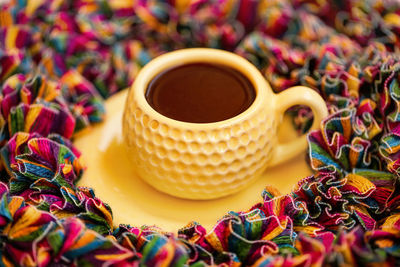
1;0;400;266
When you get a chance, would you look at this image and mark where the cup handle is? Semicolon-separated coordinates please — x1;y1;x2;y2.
269;86;329;167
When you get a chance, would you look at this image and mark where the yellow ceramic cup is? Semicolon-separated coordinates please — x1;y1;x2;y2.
122;48;328;200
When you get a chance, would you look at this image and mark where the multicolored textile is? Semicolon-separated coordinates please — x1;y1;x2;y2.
1;0;400;265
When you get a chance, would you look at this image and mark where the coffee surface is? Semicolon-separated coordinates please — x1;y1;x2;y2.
145;63;256;123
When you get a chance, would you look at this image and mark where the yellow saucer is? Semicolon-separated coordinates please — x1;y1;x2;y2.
75;90;312;232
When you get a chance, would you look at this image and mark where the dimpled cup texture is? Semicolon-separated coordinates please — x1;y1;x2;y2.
122;92;276;199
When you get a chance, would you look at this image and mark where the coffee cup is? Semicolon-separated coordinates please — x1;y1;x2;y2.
122;48;328;199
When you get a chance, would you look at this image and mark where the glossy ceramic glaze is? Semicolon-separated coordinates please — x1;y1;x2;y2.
75;90;313;232
122;48;328;199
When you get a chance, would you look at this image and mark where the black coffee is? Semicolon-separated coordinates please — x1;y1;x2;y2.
145;63;256;123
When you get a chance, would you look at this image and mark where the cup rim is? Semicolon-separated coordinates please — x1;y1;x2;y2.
130;48;272;130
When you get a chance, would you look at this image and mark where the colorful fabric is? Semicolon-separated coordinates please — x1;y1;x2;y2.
1;0;400;266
